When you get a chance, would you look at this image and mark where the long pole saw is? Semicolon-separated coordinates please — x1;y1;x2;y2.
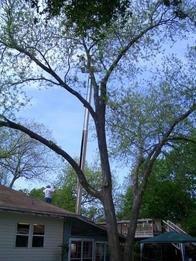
76;76;93;214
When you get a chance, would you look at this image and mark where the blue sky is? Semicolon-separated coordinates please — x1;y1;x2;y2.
15;85;100;189
19;87;86;155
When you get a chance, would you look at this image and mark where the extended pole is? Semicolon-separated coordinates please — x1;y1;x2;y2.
76;76;92;214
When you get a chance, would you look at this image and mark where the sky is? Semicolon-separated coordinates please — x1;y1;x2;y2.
15;85;102;189
19;87;88;156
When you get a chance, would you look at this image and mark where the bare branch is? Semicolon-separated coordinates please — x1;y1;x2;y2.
3;77;60;87
27;46;53;70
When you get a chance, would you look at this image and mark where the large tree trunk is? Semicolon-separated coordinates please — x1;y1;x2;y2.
9;175;19;188
123;193;142;261
103;188;122;261
95;100;122;261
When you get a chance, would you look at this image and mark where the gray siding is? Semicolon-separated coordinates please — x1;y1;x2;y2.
0;212;64;261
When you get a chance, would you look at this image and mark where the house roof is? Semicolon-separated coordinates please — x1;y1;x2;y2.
140;232;196;244
0;185;77;218
0;185;109;234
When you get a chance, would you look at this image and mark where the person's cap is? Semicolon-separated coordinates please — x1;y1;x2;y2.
46;185;51;188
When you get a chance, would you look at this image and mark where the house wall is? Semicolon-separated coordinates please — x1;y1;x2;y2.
0;211;64;261
63;218;109;261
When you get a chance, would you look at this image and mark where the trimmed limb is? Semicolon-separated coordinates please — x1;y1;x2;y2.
0;117;101;200
82;38;100;110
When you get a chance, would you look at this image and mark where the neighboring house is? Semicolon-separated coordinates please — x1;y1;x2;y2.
0;185;109;261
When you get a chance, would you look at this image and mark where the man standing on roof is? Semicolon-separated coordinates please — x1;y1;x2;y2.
43;185;55;203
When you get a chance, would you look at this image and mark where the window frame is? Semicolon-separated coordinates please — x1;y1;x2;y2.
15;223;30;248
68;238;94;261
15;223;45;248
32;224;45;248
95;241;108;261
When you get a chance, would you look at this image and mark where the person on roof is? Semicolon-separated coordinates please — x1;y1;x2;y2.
43;185;55;203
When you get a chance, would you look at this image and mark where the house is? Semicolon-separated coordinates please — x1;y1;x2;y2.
116;219;163;238
0;185;109;261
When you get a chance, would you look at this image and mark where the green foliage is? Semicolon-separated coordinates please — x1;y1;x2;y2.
30;0;190;38
119;138;196;234
29;187;43;200
29;163;104;219
141;176;193;221
32;0;131;37
107;65;195;161
182;208;196;236
117;187;132;220
52;166;77;212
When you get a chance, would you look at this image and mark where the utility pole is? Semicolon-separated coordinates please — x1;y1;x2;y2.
75;76;93;214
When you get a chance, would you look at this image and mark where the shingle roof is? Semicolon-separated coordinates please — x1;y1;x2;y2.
0;185;77;218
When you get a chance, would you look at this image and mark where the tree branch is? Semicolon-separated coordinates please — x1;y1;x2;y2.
101;17;174;85
141;104;195;193
0;117;101;199
165;136;196;144
82;38;100;111
0;39;97;121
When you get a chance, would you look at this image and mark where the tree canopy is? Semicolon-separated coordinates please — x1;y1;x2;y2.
119;137;196;235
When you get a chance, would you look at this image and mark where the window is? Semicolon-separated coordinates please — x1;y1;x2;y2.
70;240;93;261
15;223;45;248
95;242;109;261
32;224;45;247
16;223;30;247
83;241;92;261
70;241;81;259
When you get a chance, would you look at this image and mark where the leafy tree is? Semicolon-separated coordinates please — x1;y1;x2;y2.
53;163;104;218
29;163;120;221
118;138;196;235
56;163;121;220
0;1;195;260
0;125;58;188
106;56;195;256
29;187;43;200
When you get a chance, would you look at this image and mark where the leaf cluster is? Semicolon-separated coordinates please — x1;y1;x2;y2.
30;0;131;37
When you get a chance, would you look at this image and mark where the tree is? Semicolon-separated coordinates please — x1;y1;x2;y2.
0;125;58;188
107;58;195;256
118;137;196;235
29;163;106;220
53;163;105;220
0;1;195;260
